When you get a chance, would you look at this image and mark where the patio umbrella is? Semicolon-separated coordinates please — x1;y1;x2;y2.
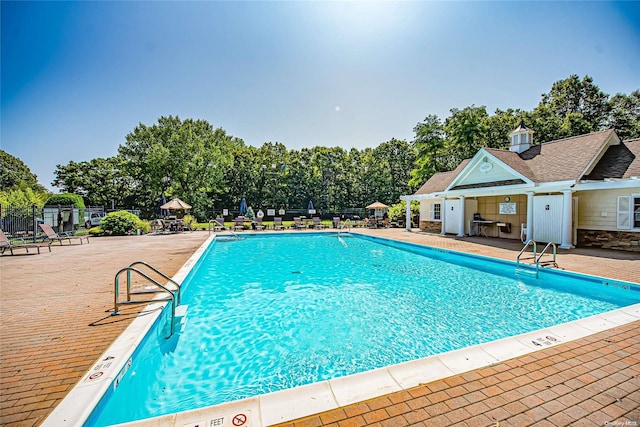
365;201;389;218
239;198;247;215
365;201;389;209
308;200;314;210
160;198;192;210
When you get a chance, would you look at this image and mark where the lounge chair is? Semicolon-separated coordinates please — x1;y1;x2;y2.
0;229;51;255
312;217;326;229
213;218;225;232
233;217;246;232
254;217;265;231
332;217;340;228
292;217;305;230
39;223;89;245
273;217;285;230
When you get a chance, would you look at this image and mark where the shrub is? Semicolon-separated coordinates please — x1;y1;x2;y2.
88;227;104;236
245;206;255;221
101;210;149;236
388;200;420;225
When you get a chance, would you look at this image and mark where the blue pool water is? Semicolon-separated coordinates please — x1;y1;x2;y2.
89;233;640;426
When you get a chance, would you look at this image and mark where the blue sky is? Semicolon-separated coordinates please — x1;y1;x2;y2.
2;1;639;191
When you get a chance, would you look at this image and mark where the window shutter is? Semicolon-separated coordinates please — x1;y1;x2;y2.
617;196;631;229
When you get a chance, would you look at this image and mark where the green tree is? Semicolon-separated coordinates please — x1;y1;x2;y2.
52;157;134;208
529;103;564;144
118;116;235;220
0;150;47;192
409;115;445;187
0;187;49;210
369;139;416;205
444;105;489;165
538;74;610;136
482;109;527;150
608;90;640;141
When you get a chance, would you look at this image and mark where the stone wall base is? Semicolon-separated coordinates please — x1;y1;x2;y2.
420;220;442;233
577;229;640;252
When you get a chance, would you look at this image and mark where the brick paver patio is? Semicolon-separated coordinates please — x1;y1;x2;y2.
0;229;638;426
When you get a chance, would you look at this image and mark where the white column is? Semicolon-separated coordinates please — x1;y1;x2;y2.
526;191;534;242
560;189;574;249
440;198;447;235
457;195;466;237
405;200;412;231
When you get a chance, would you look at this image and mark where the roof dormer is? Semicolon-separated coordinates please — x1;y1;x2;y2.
509;121;534;154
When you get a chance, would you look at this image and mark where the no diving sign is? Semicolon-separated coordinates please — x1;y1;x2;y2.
184;411;251;427
232;414;247;426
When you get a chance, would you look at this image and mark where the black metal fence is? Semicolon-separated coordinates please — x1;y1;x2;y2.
0;204;41;242
0;204;88;242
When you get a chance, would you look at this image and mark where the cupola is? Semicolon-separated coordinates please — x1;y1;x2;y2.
509;121;534;153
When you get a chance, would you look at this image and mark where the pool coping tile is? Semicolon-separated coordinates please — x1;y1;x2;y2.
329;366;402;406
259;381;338;426
387;354;455;389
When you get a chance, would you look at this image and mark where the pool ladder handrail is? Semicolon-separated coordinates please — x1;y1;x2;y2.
536;242;558;269
112;261;181;337
208;219;242;240
516;239;537;268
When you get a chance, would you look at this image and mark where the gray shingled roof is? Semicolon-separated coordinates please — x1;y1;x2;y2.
582;138;638;180
622;139;640;178
510;129;616;182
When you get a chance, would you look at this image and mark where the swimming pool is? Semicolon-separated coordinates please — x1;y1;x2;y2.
45;232;640;426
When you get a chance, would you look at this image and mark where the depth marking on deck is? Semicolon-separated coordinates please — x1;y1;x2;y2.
184;410;252;427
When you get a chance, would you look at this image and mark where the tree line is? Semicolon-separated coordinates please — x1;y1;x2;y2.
2;75;639;220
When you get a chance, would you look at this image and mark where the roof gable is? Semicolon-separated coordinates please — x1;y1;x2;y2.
446;149;533;191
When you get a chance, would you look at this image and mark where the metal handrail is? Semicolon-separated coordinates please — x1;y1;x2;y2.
208;219;241;240
536;242;558;269
516;239;537;267
127;261;181;306
113;267;176;337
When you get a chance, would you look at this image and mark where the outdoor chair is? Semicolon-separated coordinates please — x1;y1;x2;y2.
254;217;265;231
332;217;340;228
312;217;326;229
0;229;51;255
292;217;305;230
153;219;167;234
39;223;89;245
273;217;285;230
213;218;225;232
233;217;246;232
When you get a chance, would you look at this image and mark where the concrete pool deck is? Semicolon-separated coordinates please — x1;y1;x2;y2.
0;229;638;426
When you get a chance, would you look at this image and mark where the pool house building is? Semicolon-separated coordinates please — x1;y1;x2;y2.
401;123;640;252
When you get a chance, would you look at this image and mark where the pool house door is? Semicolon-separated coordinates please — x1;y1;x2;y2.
532;195;563;244
444;199;461;234
444;199;477;235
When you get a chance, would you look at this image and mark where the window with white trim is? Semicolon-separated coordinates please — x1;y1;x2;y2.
617;195;640;230
430;203;441;221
